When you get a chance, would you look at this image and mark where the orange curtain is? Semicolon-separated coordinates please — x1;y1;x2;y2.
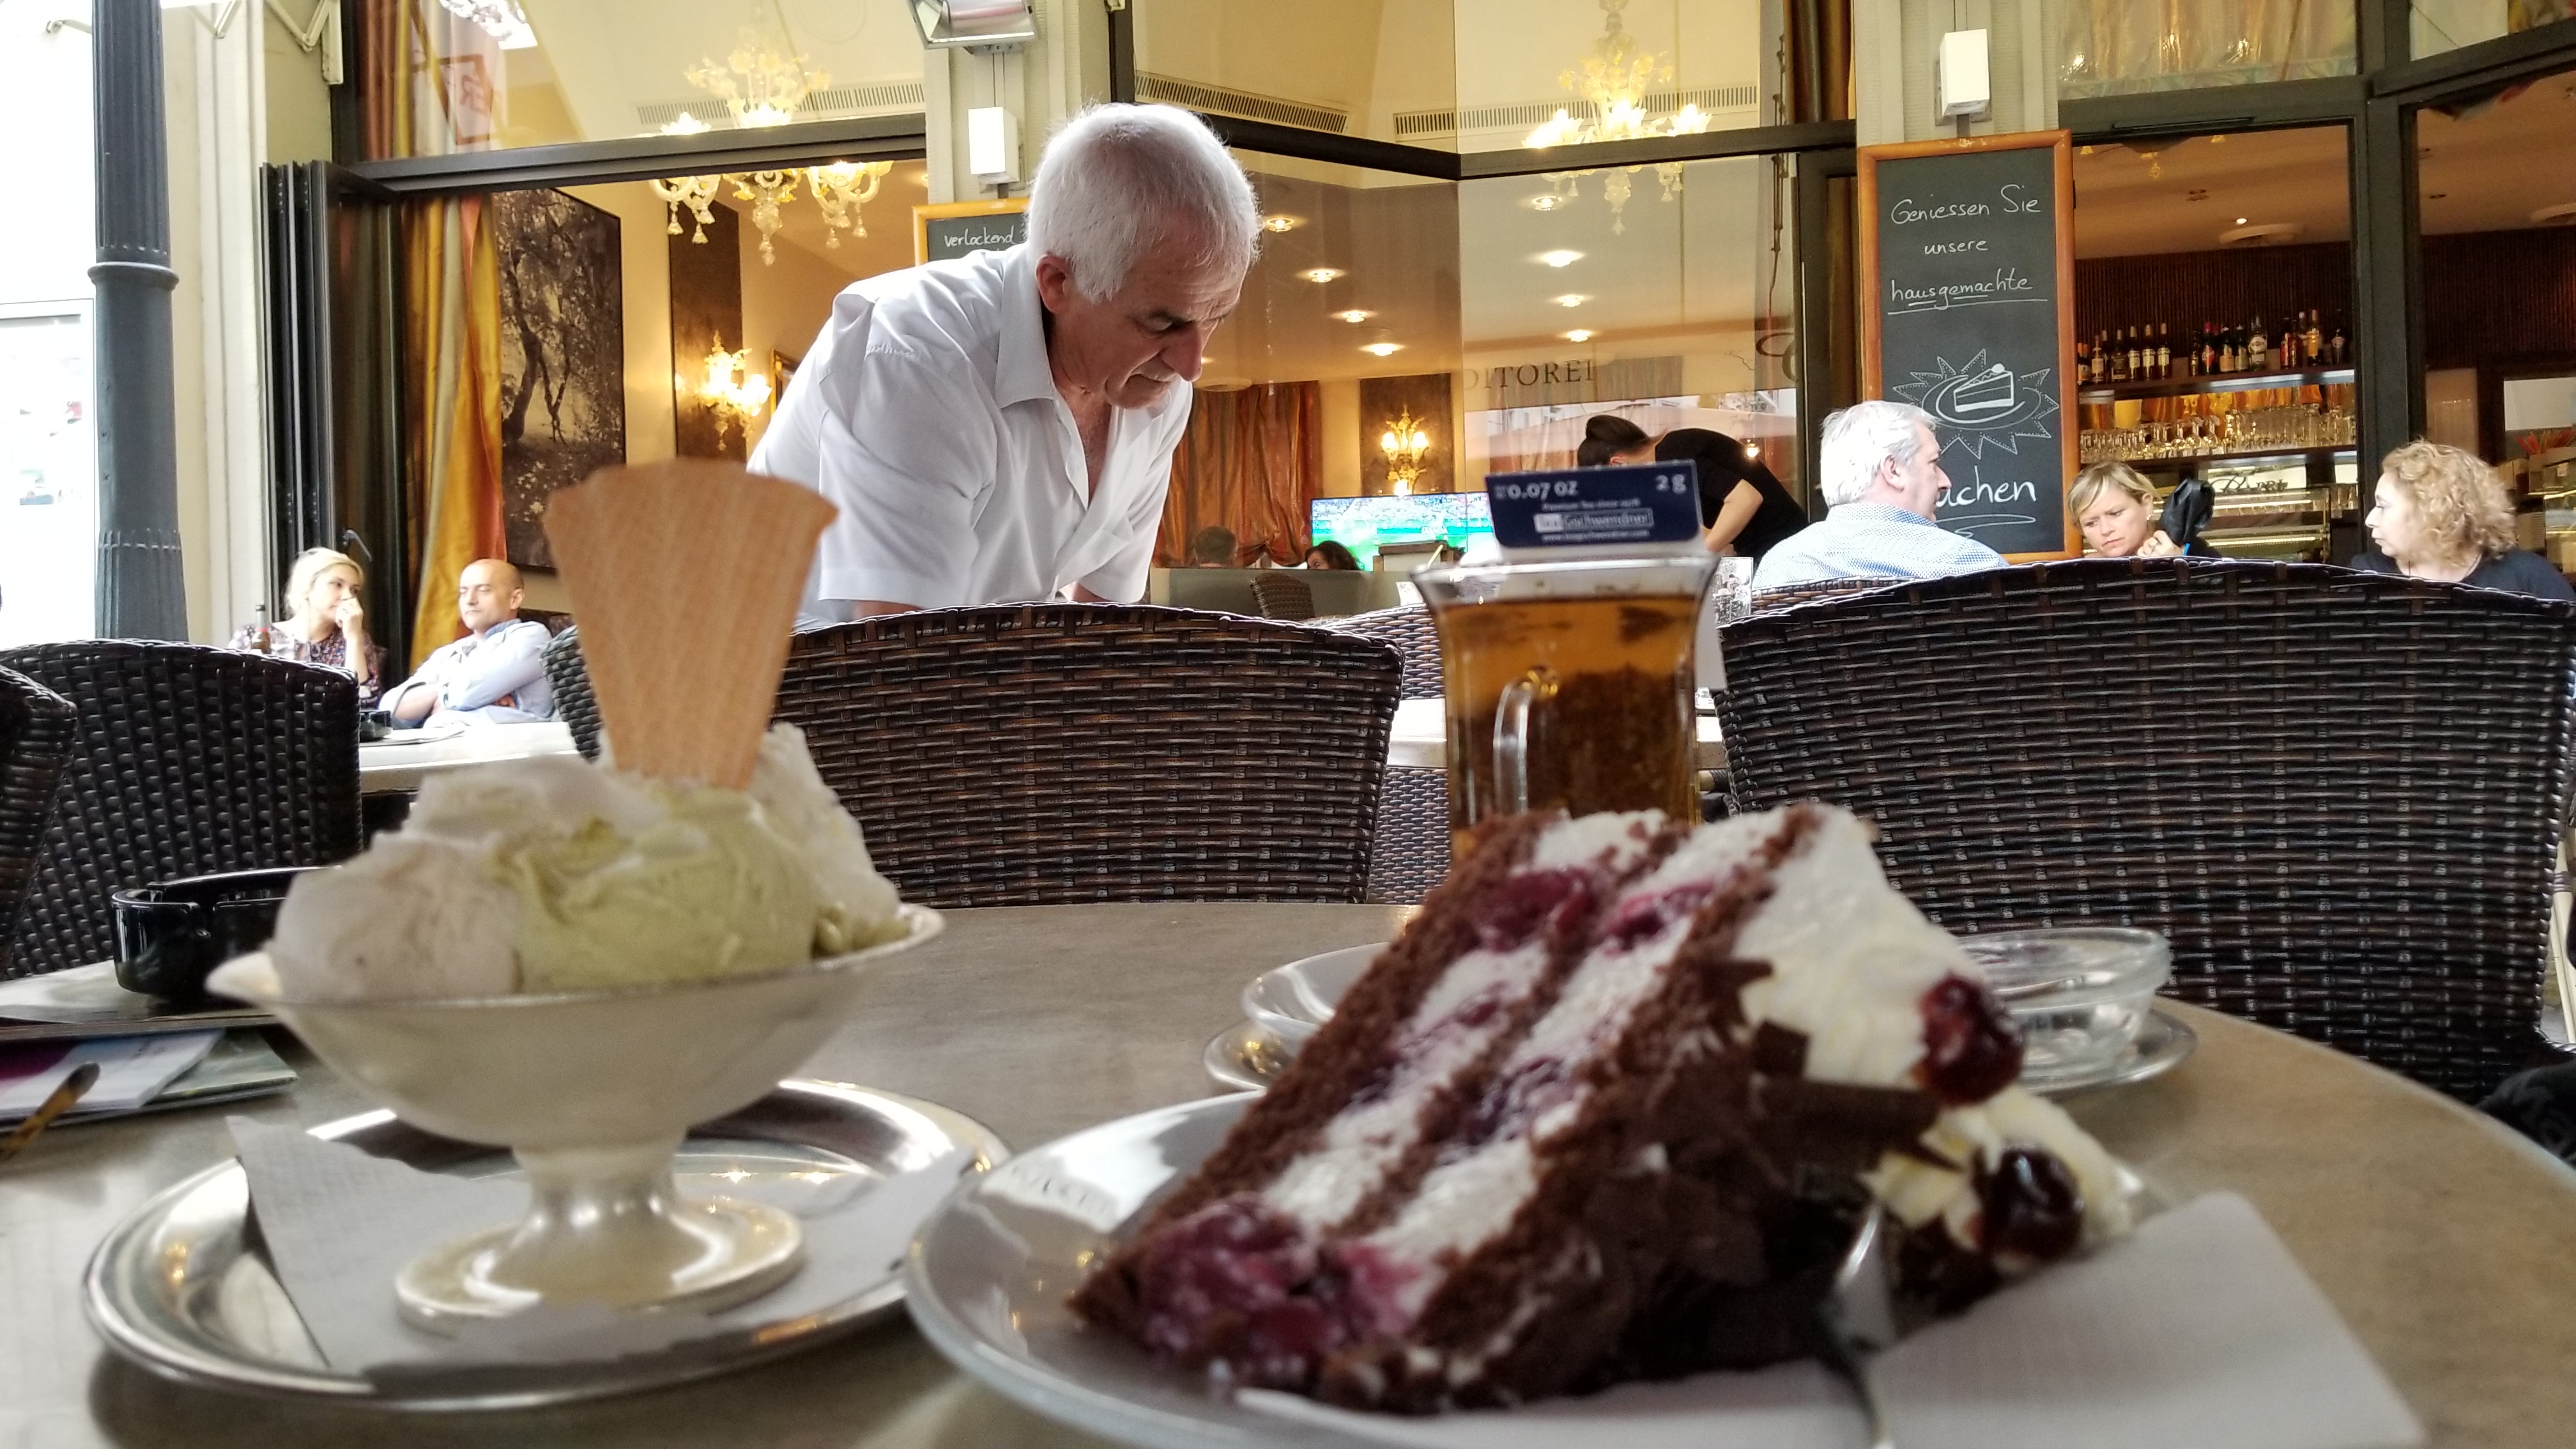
401;196;505;668
1155;383;1322;567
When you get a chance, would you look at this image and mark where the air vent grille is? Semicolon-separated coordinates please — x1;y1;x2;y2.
1395;85;1760;139
1135;73;1348;134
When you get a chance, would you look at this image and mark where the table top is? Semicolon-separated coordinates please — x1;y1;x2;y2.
356;719;579;795
8;902;2576;1447
1387;696;1726;771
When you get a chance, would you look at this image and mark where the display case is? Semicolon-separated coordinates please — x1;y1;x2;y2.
2504;446;2576;574
2076;367;2358;560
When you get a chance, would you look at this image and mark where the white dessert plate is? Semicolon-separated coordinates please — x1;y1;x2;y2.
1239;944;1381;1048
907;1098;2205;1449
86;1080;1006;1411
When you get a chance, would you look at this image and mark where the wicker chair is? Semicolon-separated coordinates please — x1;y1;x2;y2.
0;643;362;976
1319;604;1450;903
0;668;77;979
543;625;604;761
1747;574;1903;614
1717;558;2576;1101
1246;571;1317;621
773;604;1400;907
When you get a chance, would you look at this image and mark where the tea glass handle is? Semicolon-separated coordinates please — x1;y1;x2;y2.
1494;668;1554;816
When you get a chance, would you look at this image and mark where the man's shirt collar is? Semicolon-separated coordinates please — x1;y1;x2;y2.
994;245;1060;410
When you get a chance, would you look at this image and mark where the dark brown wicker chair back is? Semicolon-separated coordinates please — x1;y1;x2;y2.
773;605;1400;907
0;668;77;979
1320;604;1444;700
543;625;604;761
0;642;362;976
1717;558;2576;1100
1748;575;1899;614
1246;572;1317;621
1319;604;1451;903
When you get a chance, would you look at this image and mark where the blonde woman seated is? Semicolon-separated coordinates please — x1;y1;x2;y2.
2354;440;2572;599
2069;463;2205;558
227;546;387;702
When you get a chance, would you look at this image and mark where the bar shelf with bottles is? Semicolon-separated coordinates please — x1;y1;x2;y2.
2071;310;2355;561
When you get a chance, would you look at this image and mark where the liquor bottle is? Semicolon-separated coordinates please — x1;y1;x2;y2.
2200;323;2217;378
2156;323;2172;380
2328;318;2346;365
2304;310;2324;369
2249;315;2269;372
2219;325;2237;374
2125;328;2141;381
2089;332;2105;383
2076;335;2089;381
250;604;273;656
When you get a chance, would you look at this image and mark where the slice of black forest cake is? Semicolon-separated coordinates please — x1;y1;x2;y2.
1071;802;2129;1411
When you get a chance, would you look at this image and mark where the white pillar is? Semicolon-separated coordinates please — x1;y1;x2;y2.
922;0;1112;206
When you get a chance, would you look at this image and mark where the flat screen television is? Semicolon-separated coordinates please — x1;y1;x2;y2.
1309;493;1494;569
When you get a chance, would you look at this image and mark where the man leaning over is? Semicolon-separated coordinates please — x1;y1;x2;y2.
751;103;1260;617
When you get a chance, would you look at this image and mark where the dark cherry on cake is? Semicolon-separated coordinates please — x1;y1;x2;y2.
1072;804;2127;1413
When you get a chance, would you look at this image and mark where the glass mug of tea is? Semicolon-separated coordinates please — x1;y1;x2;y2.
1416;553;1719;847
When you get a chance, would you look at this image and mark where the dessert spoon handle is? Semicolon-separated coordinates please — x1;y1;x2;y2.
1819;1204;1899;1449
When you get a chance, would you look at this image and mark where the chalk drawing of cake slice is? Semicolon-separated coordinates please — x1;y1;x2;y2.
1947;362;2016;418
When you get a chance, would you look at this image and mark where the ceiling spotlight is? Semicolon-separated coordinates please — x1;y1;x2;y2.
1538;249;1583;268
1332;309;1375;323
1301;267;1344;284
1552;293;1588;307
1563;328;1594;342
1526;194;1565;211
1260;214;1303;233
1361;341;1403;356
2235;217;2249;225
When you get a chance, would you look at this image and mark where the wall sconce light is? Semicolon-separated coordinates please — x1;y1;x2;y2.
698;334;772;443
1380;406;1431;494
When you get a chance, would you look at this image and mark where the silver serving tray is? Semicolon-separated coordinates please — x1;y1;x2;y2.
1205;1009;2199;1098
84;1080;1007;1411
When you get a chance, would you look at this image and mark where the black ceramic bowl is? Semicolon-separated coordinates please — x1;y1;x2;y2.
111;867;316;1001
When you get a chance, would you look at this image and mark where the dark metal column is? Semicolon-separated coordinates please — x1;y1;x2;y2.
2349;94;2421;528
89;0;187;640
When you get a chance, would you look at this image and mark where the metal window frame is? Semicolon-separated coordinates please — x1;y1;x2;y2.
341;114;933;197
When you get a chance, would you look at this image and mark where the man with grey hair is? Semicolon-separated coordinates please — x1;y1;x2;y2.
751;103;1258;615
1749;399;2005;590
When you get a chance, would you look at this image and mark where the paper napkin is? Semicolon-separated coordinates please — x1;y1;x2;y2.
1242;1193;2424;1449
0;1031;220;1120
227;1116;976;1376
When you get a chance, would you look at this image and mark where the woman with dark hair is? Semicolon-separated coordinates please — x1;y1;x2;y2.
1304;540;1360;571
1655;428;1808;561
1574;413;1653;468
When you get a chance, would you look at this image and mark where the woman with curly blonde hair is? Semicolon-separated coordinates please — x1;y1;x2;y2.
2355;440;2570;599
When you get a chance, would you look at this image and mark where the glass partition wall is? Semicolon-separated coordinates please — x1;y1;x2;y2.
362;0;927;158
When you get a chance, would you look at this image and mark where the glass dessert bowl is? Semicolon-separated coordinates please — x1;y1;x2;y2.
1959;926;2172;1087
207;903;942;1332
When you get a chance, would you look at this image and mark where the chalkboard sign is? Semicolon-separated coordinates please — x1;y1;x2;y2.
1860;132;2078;560
914;200;1028;264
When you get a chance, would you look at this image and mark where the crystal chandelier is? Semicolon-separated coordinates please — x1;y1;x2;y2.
1522;0;1715;233
647;34;894;265
697;335;772;443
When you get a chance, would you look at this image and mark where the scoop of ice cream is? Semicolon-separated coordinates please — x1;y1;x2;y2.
268;723;902;1001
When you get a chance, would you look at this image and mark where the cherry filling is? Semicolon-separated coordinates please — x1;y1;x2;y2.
1129;1197;1417;1387
1915;974;2024;1105
1458;1054;1575;1147
1472;867;1595;951
1601;882;1718;950
1133;1197;1336;1378
1977;1147;2084;1264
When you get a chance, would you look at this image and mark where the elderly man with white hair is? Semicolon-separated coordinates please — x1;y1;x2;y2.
752;103;1257;616
1749;399;2006;590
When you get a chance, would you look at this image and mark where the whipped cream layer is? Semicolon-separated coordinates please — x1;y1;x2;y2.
270;723;903;1001
1262;812;1666;1233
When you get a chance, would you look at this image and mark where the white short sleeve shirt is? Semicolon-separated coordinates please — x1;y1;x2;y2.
755;245;1192;610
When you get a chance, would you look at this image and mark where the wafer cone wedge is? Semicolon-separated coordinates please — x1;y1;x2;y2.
544;460;836;789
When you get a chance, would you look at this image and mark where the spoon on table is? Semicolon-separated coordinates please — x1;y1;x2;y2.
1815;1204;1901;1449
0;1062;101;1167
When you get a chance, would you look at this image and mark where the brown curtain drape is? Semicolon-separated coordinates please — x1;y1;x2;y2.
1155;383;1322;567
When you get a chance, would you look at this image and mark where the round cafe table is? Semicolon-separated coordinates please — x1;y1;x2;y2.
6;903;2576;1448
